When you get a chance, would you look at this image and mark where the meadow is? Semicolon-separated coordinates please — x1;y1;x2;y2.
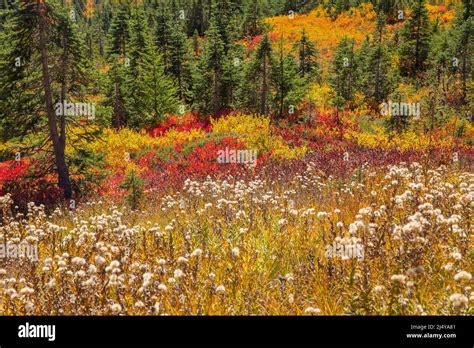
0;0;473;315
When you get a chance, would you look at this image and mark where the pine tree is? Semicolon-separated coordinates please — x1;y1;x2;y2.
241;0;264;37
193;14;226;115
453;0;472;105
272;38;306;120
155;7;172;71
108;3;130;57
370;12;392;103
187;0;205;35
223;42;245;110
294;29;320;80
356;36;372;98
169;21;192;101
331;36;357;102
398;0;431;78
357;13;392;105
0;0;95;199
240;34;274;116
124;5;179;128
106;3;131;128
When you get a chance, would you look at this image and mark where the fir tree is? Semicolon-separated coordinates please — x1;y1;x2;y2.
331;36;357;102
294;29;320;80
398;0;431;78
108;3;130;57
240;34;274;116
124;5;179;128
192;14;226;114
0;0;96;199
272;38;306;120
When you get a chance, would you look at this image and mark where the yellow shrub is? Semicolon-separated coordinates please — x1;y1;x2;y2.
211;114;307;159
345;125;456;151
305;83;335;112
154;128;207;147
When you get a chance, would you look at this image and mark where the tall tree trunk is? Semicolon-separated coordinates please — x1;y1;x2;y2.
38;2;72;200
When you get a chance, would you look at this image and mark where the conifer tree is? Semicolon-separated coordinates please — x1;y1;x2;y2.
108;3;130;57
294;29;320;80
124;5;179;128
0;0;95;199
192;13;226;114
272;38;305;120
155;7;172;71
241;34;274;116
398;0;431;78
169;21;192;101
331;36;357;102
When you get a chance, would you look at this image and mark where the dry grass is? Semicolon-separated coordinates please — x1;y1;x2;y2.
0;161;472;315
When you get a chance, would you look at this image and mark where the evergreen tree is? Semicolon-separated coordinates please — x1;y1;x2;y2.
155;7;172;71
241;0;264;37
357;13;392;104
193;13;226;114
398;0;431;78
108;3;130;57
331;36;357;102
169;21;192;101
294;29;320;80
240;34;274;116
453;0;473;105
223;43;245;109
370;12;392;103
272;38;306;119
0;0;95;199
187;0;205;35
124;5;179;128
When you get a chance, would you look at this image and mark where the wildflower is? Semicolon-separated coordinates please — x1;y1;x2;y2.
19;287;34;296
391;274;407;284
177;257;189;265
454;271;472;282
191;249;203;257
373;285;384;293
231;247;240;257
304;307;321;314
142;272;153;287
277;218;287;226
216;285;226;294
173;269;184;279
158;283;168;292
444;263;454;271
94;255;106;266
317;211;328;219
451;252;462;261
449;293;468;309
110;303;122;313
